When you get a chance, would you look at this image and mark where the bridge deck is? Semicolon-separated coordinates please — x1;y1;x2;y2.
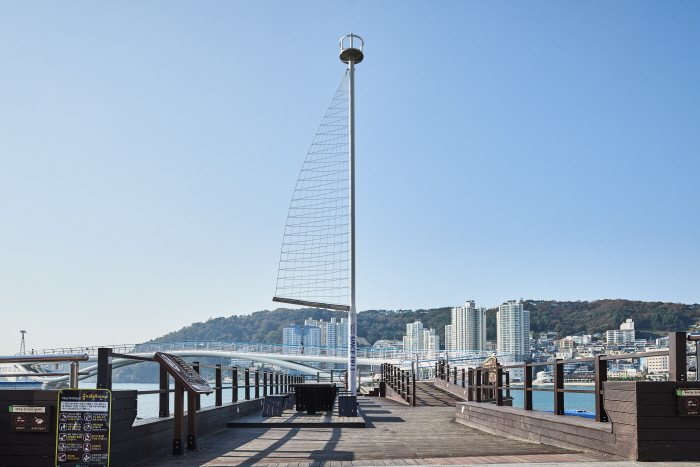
136;385;612;467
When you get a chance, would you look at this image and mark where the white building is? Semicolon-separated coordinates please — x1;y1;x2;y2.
445;300;487;351
402;320;440;350
423;328;440;351
283;323;320;355
403;320;424;350
497;300;530;362
606;319;636;345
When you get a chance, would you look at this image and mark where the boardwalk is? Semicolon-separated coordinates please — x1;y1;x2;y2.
136;384;611;467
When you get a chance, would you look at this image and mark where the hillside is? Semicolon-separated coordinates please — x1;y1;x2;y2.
114;299;699;382
151;299;700;346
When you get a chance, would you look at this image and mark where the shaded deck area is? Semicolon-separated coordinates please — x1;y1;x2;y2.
135;385;610;467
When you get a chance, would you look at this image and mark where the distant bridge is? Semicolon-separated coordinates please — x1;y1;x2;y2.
9;341;512;384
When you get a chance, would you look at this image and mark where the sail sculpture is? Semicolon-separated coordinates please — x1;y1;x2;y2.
273;35;363;394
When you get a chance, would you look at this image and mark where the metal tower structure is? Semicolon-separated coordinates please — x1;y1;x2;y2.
20;330;26;354
273;34;364;395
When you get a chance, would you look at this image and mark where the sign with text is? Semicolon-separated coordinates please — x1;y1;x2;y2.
55;389;111;467
154;352;214;394
10;405;52;433
677;389;700;416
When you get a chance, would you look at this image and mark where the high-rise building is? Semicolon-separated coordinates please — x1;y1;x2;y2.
403;320;424;350
402;320;440;350
445;300;487;351
497;300;530;361
283;323;320;355
423;328;440;351
283;324;303;355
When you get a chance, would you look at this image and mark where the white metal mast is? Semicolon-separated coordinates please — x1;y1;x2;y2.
339;34;363;394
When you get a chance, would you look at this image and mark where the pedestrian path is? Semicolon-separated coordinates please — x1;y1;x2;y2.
136;397;586;466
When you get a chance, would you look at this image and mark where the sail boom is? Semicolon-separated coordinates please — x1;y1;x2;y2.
272;296;350;312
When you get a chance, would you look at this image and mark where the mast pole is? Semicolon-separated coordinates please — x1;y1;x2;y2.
339;34;363;395
348;35;357;395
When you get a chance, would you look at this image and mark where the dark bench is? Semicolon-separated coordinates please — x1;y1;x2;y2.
262;394;290;417
291;383;338;414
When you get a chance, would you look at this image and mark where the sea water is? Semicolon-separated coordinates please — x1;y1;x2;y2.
505;384;595;414
81;383;250;419
82;382;596;419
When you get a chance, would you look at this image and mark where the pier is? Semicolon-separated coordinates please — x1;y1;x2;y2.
134;384;604;467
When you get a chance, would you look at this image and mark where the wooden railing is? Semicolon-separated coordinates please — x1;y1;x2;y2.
382;363;416;406
436;332;689;422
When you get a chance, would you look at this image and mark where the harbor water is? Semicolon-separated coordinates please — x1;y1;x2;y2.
80;382;596;419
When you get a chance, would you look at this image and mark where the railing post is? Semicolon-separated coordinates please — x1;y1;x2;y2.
669;331;688;382
159;366;170;417
462;368;466;388
173;381;184;456
496;366;503;406
245;368;250;400
232;368;238;403
255;370;260;399
412;372;416;406
523;362;532;410
69;361;79;389
505;370;510;399
467;369;474;401
96;347;113;390
263;372;268;397
275;373;279;394
554;360;564;415
475;369;482;402
594;356;608;422
215;364;222;406
192;362;201;410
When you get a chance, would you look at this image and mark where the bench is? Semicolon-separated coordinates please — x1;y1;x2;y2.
262;394;290;417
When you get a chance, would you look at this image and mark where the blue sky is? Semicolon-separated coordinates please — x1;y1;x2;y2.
1;2;699;354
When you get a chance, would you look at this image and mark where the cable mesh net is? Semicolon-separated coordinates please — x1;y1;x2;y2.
274;72;350;309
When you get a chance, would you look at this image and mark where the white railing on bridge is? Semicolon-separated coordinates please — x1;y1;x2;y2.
19;340;511;366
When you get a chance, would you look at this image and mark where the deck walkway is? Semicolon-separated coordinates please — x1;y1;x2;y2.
135;387;611;467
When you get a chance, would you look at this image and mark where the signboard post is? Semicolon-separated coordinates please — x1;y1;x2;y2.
153;352;213;455
55;389;111;467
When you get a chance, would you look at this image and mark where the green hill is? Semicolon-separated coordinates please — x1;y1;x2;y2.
113;299;699;382
151;299;700;346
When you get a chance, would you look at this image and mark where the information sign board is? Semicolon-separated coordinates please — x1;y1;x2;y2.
677;388;700;416
55;389;111;467
154;352;214;394
10;405;52;433
484;356;498;383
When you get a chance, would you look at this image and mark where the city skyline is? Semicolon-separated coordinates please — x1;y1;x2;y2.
3;2;700;356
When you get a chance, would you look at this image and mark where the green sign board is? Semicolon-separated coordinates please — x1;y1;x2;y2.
55;389;112;467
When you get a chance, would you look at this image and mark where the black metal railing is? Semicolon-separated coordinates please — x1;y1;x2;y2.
382;362;416;406
437;331;689;422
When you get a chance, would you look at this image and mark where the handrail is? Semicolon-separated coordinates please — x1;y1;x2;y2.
438;332;688;423
0;354;90;364
382;362;416;406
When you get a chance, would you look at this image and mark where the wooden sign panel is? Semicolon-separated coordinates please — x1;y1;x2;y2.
55;389;111;467
154;352;214;394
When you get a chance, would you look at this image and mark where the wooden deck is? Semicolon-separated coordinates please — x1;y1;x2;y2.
135;384;610;467
227;407;365;428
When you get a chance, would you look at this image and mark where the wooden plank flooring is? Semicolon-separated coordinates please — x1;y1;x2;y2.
227;407;365;428
135;386;605;467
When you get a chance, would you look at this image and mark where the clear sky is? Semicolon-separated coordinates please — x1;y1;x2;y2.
2;2;699;355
